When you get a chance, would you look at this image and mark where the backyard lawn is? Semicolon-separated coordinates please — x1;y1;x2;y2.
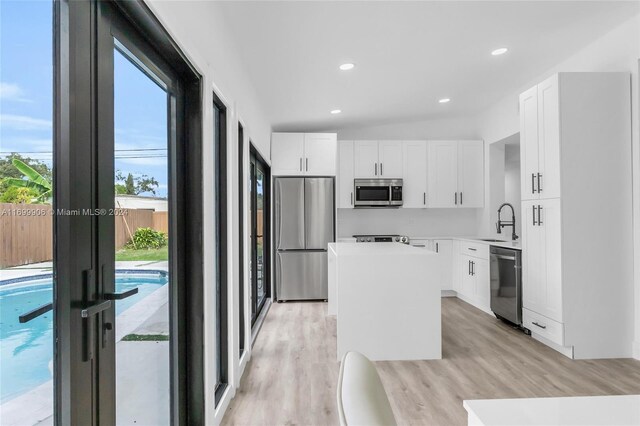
115;246;168;262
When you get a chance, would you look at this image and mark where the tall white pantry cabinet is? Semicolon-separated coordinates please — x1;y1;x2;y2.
519;73;633;359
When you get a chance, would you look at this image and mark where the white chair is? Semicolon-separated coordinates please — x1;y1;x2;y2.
336;351;398;426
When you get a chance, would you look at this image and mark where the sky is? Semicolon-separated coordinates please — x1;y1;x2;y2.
0;1;169;198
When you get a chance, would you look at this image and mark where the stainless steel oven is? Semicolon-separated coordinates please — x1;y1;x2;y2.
354;178;403;207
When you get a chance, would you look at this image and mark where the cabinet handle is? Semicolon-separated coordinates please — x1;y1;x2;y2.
472;261;475;276
468;260;471;275
531;173;536;193
436;242;439;253
374;163;377;176
468;247;477;251
306;158;308;171
455;192;458;205
532;321;547;329
380;163;383;176
532;204;537;226
300;158;302;171
460;192;463;205
413;244;426;248
538;205;543;225
537;173;542;193
351;192;353;206
423;193;426;205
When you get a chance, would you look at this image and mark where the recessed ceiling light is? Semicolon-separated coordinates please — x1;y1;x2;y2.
339;63;355;71
491;47;508;56
331;109;342;114
438;98;450;104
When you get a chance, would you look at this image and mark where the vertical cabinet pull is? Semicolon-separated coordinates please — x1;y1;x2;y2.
299;158;302;171
538;205;543;225
305;158;308;172
350;192;353;206
460;192;463;205
532;204;537;226
380;163;383;176
537;173;542;193
531;173;536;193
374;163;377;176
455;192;458;205
435;242;439;253
423;193;426;205
468;260;471;275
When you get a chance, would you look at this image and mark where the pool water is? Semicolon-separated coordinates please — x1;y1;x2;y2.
0;272;168;403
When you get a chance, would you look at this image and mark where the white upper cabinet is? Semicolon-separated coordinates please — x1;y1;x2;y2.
402;141;428;208
457;140;485;208
271;132;337;176
337;141;355;208
378;141;403;178
353;140;379;178
427;141;458;207
427;140;483;208
519;75;560;200
304;133;337;175
271;133;305;176
537;75;561;199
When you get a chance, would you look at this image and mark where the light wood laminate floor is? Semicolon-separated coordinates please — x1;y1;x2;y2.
222;298;640;425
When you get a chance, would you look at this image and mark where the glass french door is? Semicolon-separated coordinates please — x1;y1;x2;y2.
2;2;204;425
249;147;270;325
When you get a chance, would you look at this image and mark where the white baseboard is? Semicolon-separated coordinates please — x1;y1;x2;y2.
531;333;574;359
441;290;457;297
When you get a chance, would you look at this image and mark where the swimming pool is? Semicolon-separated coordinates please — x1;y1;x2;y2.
0;271;168;403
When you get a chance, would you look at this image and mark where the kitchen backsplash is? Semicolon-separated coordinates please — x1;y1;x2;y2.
337;208;479;238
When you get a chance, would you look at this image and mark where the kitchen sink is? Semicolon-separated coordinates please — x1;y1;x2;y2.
478;239;507;242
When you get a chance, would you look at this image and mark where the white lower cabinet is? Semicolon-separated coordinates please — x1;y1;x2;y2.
523;308;564;346
433;239;453;291
457;244;490;312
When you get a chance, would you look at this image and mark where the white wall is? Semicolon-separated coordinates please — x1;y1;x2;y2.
337;208;479;239
144;1;274;422
336;116;480;141
473;13;640;358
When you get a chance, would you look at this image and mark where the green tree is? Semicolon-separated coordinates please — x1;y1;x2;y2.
0;186;40;203
0;153;52;181
2;159;52;203
115;170;159;196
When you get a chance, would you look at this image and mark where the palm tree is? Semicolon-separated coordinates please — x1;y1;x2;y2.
3;159;52;203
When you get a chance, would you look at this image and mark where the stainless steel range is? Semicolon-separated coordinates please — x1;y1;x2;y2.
353;234;410;244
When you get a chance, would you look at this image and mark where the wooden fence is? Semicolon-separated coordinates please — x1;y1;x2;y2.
0;203;169;268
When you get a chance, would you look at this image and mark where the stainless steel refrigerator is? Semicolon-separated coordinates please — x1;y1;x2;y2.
275;177;334;301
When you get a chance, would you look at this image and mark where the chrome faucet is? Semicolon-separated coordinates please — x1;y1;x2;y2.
496;203;518;241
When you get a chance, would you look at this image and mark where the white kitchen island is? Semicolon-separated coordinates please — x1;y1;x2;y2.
329;242;441;361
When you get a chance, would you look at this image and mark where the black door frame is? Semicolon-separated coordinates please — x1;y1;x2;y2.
54;1;203;424
249;144;271;326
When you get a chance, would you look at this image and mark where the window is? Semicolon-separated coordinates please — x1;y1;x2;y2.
238;122;245;357
250;145;270;325
213;92;228;405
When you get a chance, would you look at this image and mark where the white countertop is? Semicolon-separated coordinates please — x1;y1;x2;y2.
329;242;435;256
464;395;640;426
410;236;522;250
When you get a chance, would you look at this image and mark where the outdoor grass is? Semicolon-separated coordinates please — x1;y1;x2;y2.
115;246;168;262
122;333;169;341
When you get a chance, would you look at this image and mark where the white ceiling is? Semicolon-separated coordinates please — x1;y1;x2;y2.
216;1;639;132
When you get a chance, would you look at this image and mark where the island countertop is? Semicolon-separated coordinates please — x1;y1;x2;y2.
328;241;437;256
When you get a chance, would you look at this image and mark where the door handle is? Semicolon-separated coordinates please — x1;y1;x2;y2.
468;260;471;275
374;163;377;176
537;205;543;225
19;302;53;323
460;192;463;205
81;300;112;318
104;288;139;300
423;192;426;205
380;163;383;176
436;242;439;253
532;204;537;226
531;173;536;193
537;173;542;193
471;261;475;276
306;158;309;172
455;192;458;205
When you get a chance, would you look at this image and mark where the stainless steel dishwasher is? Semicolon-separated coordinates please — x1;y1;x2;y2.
490;246;522;326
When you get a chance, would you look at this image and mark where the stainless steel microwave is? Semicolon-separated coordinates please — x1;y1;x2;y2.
354;178;403;207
